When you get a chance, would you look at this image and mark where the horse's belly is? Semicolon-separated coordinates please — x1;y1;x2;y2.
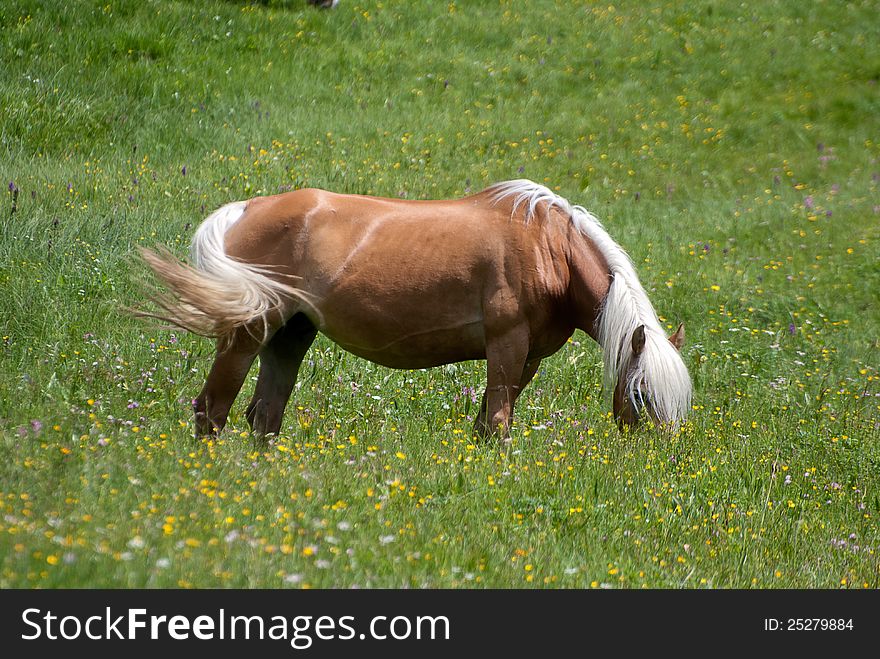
323;320;487;369
314;293;486;368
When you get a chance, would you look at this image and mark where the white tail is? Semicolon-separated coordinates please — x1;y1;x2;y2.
488;179;692;424
139;201;311;349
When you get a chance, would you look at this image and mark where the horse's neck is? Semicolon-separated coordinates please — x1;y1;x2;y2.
567;233;611;342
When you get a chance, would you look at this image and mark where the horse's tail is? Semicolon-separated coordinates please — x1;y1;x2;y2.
138;201;307;349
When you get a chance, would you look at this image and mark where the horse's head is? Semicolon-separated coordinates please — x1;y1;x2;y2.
613;323;686;429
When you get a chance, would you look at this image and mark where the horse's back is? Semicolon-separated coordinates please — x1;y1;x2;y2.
224;187;519;273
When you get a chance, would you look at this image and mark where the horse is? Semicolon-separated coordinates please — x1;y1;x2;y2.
139;179;691;439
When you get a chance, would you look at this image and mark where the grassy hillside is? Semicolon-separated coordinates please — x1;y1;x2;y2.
0;0;878;587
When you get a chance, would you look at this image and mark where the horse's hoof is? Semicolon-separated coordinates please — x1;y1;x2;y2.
248;399;269;437
194;411;213;437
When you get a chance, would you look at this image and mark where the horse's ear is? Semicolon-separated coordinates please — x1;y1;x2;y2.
668;323;685;351
631;325;646;357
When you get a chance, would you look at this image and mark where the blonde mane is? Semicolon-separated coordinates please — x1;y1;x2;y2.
488;179;692;424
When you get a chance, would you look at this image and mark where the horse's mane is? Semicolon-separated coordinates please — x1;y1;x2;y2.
486;179;692;425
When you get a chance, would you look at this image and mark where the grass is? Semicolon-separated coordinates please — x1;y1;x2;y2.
1;0;878;588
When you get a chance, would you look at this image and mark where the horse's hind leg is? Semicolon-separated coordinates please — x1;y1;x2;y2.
194;327;263;436
245;313;317;438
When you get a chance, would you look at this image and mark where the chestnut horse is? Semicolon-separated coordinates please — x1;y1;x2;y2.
140;179;691;438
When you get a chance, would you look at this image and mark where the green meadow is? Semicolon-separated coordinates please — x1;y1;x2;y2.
1;0;878;588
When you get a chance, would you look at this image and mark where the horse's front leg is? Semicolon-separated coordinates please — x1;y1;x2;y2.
474;357;541;438
474;326;532;440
